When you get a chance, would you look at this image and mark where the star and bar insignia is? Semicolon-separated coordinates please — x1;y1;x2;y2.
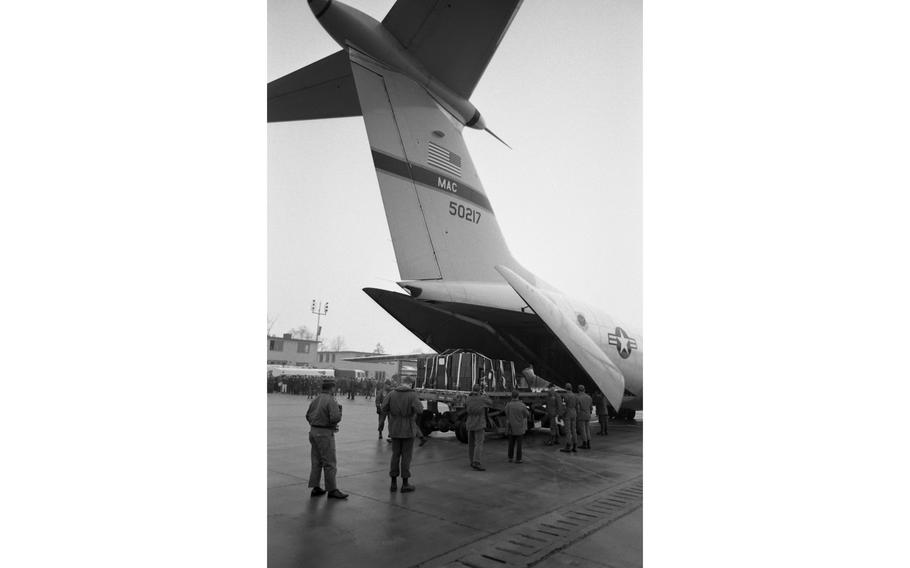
607;327;638;359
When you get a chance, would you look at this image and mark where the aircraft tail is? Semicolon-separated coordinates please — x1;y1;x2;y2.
344;49;520;283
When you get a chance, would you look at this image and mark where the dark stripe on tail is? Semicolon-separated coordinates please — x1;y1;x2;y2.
371;149;493;213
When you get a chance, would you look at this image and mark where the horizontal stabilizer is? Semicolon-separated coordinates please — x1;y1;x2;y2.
495;265;626;411
382;0;524;98
268;50;361;123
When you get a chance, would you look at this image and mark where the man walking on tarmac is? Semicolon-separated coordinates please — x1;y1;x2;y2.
381;376;423;493
466;383;493;470
577;385;593;450
544;384;563;446
560;382;579;453
504;390;530;463
305;378;348;499
376;379;392;440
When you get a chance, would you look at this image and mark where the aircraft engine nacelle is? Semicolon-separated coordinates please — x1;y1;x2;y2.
309;0;486;130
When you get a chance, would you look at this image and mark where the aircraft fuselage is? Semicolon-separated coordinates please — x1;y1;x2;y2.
394;278;643;411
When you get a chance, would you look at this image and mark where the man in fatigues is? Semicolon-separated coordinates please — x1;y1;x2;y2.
560;382;579;453
375;379;392;440
577;385;593;450
466;383;493;470
381;376;423;492
592;391;609;436
305;378;348;499
544;384;563;446
504;390;530;463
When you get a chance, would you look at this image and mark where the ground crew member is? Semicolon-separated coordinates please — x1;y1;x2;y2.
466;383;493;470
577;385;593;450
381;376;423;493
376;379;392;440
504;390;530;463
544;384;563;446
593;391;609;436
305;378;348;499
560;382;579;453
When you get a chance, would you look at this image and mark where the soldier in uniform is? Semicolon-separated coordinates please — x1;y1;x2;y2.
308;377;318;399
577;385;593;450
465;383;493;470
305;378;348;499
560;382;579;453
593;390;609;436
375;379;392;440
381;376;423;492
544;384;563;446
504;390;530;463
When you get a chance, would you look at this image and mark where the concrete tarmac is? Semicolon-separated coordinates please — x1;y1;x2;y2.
268;393;642;568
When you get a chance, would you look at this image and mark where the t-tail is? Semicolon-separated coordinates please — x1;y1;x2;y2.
269;0;529;284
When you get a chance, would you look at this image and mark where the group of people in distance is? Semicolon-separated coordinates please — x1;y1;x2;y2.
304;376;612;500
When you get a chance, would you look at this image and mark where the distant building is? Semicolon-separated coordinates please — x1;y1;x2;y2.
316;350;403;382
267;334;319;367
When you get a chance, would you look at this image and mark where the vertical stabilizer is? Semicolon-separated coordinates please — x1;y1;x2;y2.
347;50;521;283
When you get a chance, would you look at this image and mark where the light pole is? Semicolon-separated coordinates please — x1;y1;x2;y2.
311;299;329;347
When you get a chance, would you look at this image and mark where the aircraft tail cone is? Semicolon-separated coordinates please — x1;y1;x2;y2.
484;127;512;150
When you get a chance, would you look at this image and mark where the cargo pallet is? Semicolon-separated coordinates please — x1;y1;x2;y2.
413;349;557;443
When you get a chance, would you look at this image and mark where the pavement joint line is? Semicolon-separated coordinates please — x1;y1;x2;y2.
352;490;492;533
532;457;625;480
494;547;530;558
267;479;311;490
271;482;490;534
552;550;615;568
267;468;310;482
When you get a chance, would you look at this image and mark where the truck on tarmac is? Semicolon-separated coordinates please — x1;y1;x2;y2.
412;349;562;443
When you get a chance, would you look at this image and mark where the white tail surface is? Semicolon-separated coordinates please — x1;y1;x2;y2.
348;50;522;283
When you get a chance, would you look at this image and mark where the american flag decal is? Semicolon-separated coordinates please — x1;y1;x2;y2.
427;141;462;178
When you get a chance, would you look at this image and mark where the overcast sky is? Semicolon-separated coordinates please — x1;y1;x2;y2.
268;0;642;354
